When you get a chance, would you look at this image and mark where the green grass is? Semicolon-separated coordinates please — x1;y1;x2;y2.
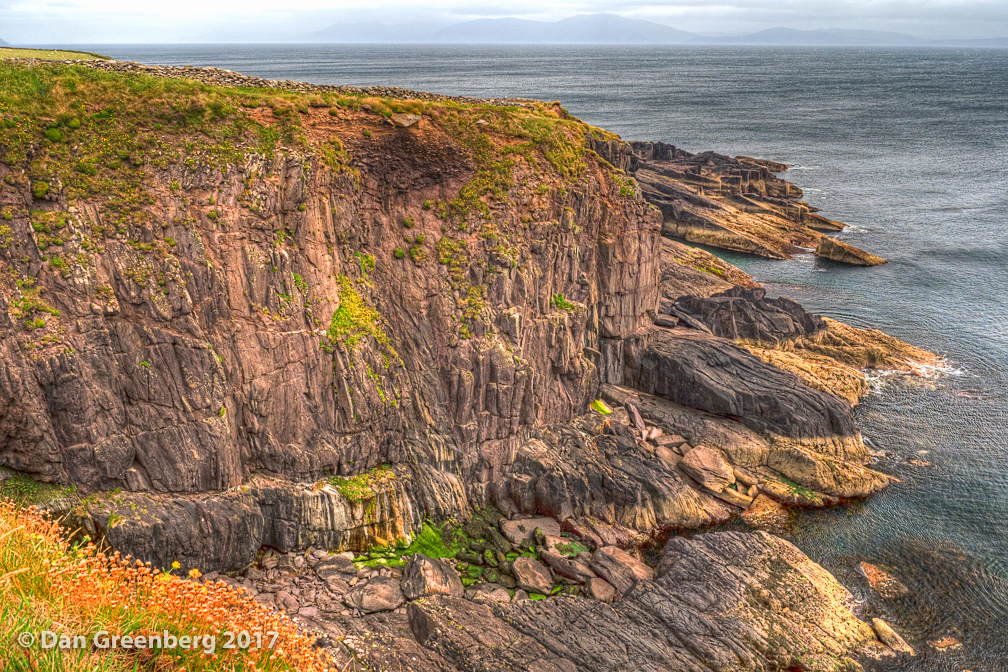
550;293;578;312
327;463;396;503
778;474;818;500
353;521;472;568
0;47;109;61
0;470;76;505
325;275;389;348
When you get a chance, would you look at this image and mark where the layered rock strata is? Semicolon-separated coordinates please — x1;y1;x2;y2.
0;60;933;670
627;140;887;264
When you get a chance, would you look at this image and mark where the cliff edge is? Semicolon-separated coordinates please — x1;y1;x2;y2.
0;59;929;670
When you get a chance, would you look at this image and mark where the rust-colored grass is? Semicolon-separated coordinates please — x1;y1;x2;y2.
0;499;332;671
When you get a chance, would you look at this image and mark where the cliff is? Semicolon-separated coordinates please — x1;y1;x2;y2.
0;59;929;670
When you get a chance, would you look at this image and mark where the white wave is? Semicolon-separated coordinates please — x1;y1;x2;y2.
864;358;961;395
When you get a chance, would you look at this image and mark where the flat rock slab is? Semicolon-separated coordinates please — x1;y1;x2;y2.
401;553;464;600
872;618;915;655
622;328;860;443
344;576;405;614
500;517;561;546
369;530;880;672
679;445;735;492
589;546;654;596
816;235;887;266
512;556;554;595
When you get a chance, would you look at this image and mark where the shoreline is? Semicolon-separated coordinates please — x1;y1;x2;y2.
0;57;941;670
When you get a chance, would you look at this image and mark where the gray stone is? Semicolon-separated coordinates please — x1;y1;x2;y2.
500;517;561;546
511;556;553;595
871;618;914;656
679;445;736;493
589;546;654;596
276;590;299;613
586;577;616;602
400;554;464;600
343;576;405;614
541;550;595;584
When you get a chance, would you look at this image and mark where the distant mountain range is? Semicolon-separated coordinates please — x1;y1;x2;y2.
306;14;1007;47
0;38;9;47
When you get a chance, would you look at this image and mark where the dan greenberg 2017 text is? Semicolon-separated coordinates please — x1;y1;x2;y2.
18;630;279;654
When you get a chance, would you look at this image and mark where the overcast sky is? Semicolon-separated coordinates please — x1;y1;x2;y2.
2;0;1006;43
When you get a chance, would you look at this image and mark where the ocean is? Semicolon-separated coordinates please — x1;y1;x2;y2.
78;44;1008;670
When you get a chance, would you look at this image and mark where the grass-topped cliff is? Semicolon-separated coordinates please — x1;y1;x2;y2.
0;48;109;61
0;57;932;672
0;57;663;570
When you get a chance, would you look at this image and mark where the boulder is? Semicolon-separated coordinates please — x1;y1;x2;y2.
276;590;299;613
401;554;464;600
872;618;914;655
586;577;616;602
815;235;887;266
679;445;735;492
511;556;553;595
541;550;596;584
389;113;422;128
928;636;962;652
500;517;561;546
343;576;405;614
589;546;654;596
674;286;826;345
315;555;357;581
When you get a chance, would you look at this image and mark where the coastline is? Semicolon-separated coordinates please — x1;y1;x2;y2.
0;57;944;670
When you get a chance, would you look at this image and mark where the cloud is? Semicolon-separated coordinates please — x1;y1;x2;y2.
1;0;1005;42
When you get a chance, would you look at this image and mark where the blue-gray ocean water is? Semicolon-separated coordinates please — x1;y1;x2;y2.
83;44;1008;670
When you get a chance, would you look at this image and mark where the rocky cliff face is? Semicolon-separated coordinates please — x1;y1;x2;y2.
0;59;932;671
0;60;668;569
0;61;901;572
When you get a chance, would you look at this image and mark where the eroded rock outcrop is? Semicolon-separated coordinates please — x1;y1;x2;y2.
325;531;890;672
0;60;935;672
816;235;887;266
629;141;887;264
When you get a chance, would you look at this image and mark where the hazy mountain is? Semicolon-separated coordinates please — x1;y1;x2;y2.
303;15;1005;47
307;21;447;43
0;38;9;47
705;27;923;46
431;14;700;44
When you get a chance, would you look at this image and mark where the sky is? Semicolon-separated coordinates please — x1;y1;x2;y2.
1;0;1006;43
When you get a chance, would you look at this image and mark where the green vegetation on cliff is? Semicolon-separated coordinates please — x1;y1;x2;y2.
327;463;396;502
326;274;391;352
0;47;108;61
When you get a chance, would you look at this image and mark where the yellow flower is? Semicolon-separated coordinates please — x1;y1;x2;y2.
188;568;202;580
171;560;180;570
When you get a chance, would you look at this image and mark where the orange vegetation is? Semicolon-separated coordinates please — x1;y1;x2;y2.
0;499;332;671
